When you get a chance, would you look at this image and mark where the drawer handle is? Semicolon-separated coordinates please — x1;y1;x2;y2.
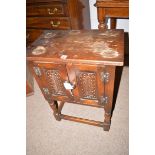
50;21;60;27
48;8;58;15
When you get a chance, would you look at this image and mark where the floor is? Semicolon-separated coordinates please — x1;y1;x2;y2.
26;67;129;155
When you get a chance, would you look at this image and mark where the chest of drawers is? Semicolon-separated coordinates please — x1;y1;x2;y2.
26;0;90;45
27;29;124;131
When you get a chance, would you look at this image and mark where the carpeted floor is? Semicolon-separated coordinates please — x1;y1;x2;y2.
26;67;129;155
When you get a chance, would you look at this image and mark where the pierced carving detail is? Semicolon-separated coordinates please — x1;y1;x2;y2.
78;72;97;99
45;70;66;96
42;88;50;95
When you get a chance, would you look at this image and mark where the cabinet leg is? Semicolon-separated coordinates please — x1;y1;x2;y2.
103;112;111;131
103;66;116;131
97;8;107;30
110;18;117;29
98;20;107;30
49;100;61;121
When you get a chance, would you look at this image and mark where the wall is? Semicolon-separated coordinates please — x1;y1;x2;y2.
89;0;129;32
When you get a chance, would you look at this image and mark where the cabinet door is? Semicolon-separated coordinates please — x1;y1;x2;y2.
67;64;105;106
32;62;73;102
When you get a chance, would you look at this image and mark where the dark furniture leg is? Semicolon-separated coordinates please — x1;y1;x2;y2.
103;111;111;131
97;8;107;30
103;66;116;131
111;18;117;29
49;100;61;121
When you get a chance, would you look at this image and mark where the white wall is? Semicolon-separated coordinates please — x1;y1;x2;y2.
89;0;129;32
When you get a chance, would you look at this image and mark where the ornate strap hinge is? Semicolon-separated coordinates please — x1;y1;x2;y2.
101;72;110;83
33;66;41;76
42;88;51;101
42;88;50;95
100;96;108;105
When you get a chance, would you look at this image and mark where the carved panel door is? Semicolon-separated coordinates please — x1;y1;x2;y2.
33;62;73;102
67;64;105;106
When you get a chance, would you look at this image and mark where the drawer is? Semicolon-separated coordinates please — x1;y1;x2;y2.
27;17;71;30
27;29;43;45
27;3;68;17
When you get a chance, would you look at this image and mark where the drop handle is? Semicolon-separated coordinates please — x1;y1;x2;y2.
47;8;58;15
63;81;76;90
50;21;60;27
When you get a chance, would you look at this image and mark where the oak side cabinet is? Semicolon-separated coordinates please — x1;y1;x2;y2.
27;29;124;131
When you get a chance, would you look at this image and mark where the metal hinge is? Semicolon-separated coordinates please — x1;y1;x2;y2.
100;96;108;105
42;88;50;95
33;66;41;76
101;72;110;83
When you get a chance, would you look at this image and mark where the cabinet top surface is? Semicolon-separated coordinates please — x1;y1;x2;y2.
96;0;128;2
96;0;129;7
27;30;124;66
97;0;128;1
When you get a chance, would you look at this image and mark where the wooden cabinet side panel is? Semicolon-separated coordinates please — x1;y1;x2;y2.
67;0;90;29
104;66;116;113
78;0;91;29
27;62;50;101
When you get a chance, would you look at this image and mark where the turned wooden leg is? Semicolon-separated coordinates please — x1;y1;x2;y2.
98;19;107;30
103;66;116;131
97;8;107;30
103;111;111;131
49;100;61;121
